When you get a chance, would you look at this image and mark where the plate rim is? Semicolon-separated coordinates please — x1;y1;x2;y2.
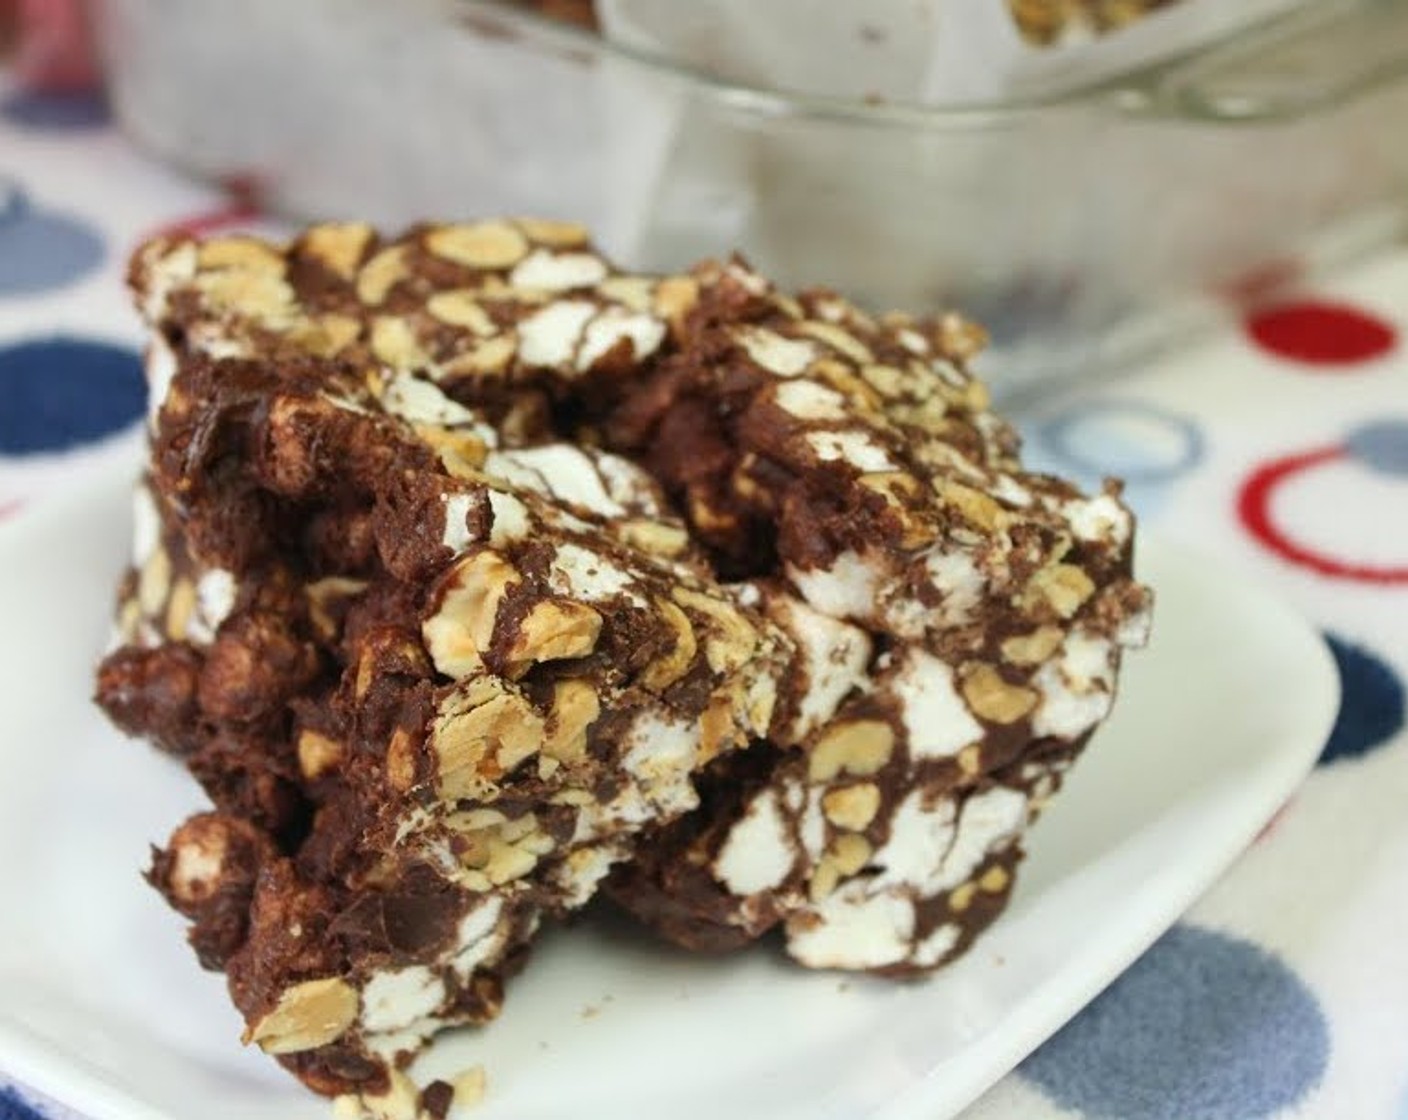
0;472;1341;1120
880;540;1339;1119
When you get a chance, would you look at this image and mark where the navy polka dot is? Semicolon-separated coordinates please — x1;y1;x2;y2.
0;1087;45;1120
2;88;111;130
0;182;106;296
0;337;145;455
1344;419;1408;478
1021;925;1328;1120
1319;634;1406;765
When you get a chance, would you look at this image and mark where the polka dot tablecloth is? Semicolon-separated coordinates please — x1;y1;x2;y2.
3;69;1408;1120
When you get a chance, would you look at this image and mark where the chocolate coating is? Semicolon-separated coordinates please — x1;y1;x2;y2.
96;220;1151;1100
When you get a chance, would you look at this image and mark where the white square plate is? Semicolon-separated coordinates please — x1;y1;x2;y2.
0;474;1338;1120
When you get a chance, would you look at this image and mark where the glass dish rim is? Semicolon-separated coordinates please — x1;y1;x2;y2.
461;0;1408;128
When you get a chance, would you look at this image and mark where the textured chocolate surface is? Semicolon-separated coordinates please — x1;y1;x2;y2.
95;220;1150;1103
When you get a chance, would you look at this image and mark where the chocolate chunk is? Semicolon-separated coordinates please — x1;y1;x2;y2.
420;1079;454;1120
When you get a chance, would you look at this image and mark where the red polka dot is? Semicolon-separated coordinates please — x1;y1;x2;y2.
1238;447;1408;584
1246;300;1397;366
145;175;262;240
0;500;20;521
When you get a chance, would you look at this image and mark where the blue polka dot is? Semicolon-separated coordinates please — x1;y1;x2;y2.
1038;401;1206;484
1345;419;1408;478
0;1087;45;1120
1319;634;1406;765
0;338;145;455
1021;925;1328;1120
2;88;111;130
0;182;106;296
1022;400;1206;519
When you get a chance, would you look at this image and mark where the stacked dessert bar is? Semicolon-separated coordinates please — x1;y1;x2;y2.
95;219;1150;1108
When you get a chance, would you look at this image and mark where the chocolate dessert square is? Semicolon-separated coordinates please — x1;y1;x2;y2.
96;220;1149;1106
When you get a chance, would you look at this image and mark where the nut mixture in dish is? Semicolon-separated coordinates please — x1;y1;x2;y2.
523;0;1184;46
1007;0;1185;43
94;219;1151;1112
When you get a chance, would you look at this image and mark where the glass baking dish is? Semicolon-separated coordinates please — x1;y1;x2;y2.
91;0;1408;396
